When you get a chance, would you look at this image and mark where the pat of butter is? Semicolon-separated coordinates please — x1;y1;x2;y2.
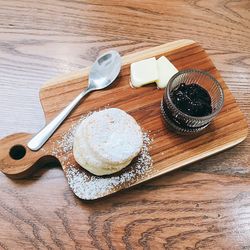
130;57;158;87
156;56;178;88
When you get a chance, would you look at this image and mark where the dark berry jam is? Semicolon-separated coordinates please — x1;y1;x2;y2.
170;83;212;117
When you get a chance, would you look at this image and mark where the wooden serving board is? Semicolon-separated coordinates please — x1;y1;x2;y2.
0;39;248;200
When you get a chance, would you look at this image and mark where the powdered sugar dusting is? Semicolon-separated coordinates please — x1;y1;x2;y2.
51;113;93;162
66;133;152;199
51;111;153;200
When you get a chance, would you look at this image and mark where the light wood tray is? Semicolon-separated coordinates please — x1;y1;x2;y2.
0;39;248;200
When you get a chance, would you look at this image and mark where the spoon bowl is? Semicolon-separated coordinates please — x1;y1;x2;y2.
88;51;122;90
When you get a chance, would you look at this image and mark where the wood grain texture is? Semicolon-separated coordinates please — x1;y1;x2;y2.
0;40;248;200
0;0;249;248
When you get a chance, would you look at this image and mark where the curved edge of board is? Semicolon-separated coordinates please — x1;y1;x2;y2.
0;133;58;178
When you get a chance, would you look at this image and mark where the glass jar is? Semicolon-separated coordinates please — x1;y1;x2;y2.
161;69;224;135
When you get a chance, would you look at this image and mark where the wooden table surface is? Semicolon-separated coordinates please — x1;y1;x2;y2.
0;0;249;249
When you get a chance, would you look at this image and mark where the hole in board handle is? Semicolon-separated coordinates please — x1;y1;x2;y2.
9;145;26;160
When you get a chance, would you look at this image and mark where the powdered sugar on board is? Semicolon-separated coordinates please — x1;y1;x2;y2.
51;111;153;200
67;133;153;199
51;113;93;164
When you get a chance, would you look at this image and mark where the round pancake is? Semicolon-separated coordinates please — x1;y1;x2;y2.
84;108;143;164
73;109;141;176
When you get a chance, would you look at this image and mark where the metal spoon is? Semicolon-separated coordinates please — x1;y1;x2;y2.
28;50;122;151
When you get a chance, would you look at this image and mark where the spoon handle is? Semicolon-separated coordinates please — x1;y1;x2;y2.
27;88;91;151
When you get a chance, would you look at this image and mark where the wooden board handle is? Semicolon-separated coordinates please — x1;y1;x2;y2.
0;133;56;178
